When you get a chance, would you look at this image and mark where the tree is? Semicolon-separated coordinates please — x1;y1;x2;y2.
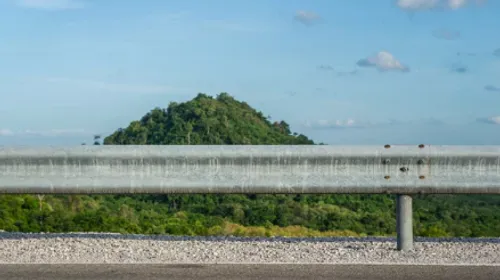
93;135;101;145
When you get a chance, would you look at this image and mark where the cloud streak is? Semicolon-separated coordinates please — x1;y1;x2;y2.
356;51;409;72
397;0;486;11
304;119;364;129
387;118;446;126
432;28;461;40
16;0;85;10
317;65;334;71
294;10;321;26
317;64;358;77
0;129;14;136
44;77;187;95
336;70;358;76
24;129;89;136
485;85;500;92
304;118;447;130
0;128;92;137
397;0;440;10
317;65;358;76
451;63;468;73
477;116;500;125
457;52;476;56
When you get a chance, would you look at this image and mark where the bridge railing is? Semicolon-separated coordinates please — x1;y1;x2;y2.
1;144;500;251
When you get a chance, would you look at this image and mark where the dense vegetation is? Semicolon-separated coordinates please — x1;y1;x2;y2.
103;92;314;145
1;93;500;238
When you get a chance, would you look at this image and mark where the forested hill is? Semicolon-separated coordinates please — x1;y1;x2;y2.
104;93;314;145
1;93;500;238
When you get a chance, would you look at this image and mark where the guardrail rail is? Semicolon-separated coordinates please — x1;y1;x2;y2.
1;144;500;251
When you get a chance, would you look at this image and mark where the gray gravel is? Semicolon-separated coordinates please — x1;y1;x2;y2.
1;233;500;265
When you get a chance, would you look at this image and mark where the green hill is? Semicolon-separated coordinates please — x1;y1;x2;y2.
104;93;314;145
1;92;500;238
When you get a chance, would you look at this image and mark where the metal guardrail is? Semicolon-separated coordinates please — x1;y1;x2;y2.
1;144;500;251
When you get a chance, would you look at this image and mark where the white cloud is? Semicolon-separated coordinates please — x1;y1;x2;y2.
294;10;321;26
397;0;486;11
477;116;500;125
16;0;85;10
356;51;409;72
304;119;366;129
0;129;14;136
397;0;440;10
448;0;467;9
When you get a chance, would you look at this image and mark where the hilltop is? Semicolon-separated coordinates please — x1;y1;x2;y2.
104;92;314;145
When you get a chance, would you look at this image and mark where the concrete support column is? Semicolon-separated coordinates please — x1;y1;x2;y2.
396;194;413;251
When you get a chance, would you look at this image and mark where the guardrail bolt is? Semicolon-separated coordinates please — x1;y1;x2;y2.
419;175;425;179
418;144;425;148
384;175;391;179
399;167;409;172
384;144;391;149
417;159;424;165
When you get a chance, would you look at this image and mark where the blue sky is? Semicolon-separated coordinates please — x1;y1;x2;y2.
1;0;500;145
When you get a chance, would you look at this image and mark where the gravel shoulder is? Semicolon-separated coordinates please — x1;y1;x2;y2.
1;233;500;265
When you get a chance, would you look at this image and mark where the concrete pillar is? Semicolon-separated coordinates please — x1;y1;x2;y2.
396;194;413;251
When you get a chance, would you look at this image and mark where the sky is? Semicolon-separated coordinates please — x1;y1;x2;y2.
1;0;500;146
